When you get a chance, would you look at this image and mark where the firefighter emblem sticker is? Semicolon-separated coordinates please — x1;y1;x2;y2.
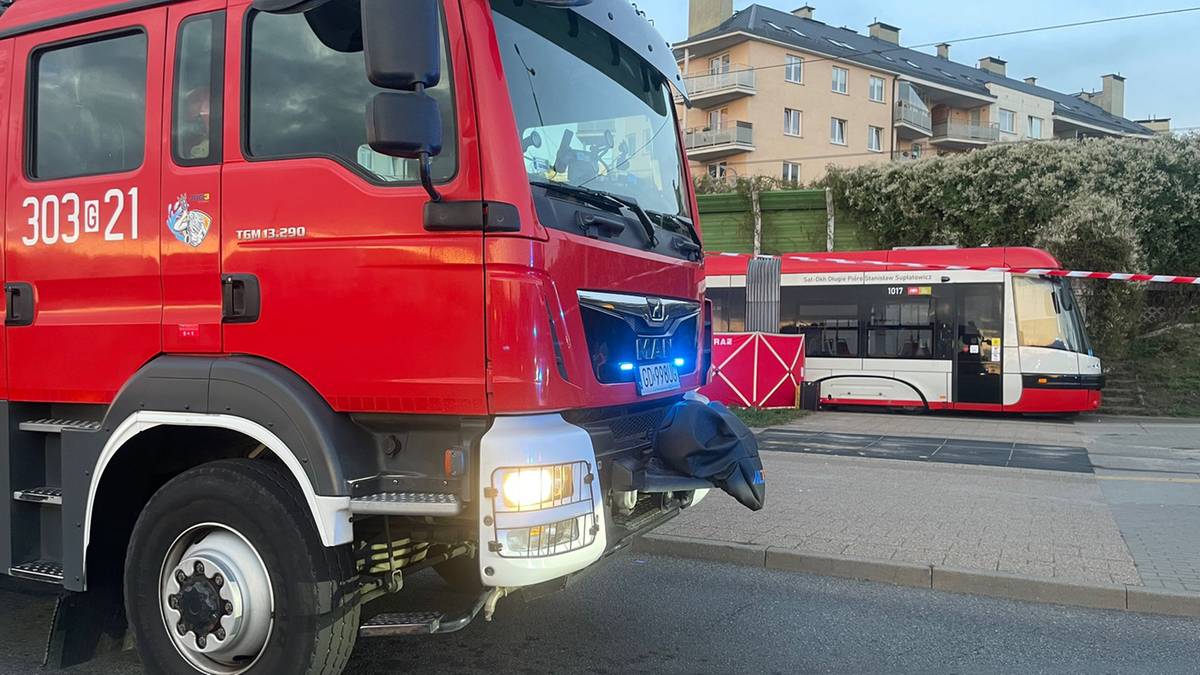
166;193;213;248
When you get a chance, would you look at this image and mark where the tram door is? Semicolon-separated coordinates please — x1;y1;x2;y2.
954;284;1005;405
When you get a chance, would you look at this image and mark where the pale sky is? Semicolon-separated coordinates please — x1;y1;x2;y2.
634;0;1198;129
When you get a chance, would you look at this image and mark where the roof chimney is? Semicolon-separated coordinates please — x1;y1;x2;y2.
1100;73;1126;118
792;5;815;20
936;43;950;60
978;56;1007;77
868;21;900;45
1024;76;1037;86
689;0;733;38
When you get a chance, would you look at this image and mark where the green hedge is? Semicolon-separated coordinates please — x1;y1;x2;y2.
819;135;1200;356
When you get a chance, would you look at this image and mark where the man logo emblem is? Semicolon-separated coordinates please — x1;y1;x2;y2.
645;297;667;323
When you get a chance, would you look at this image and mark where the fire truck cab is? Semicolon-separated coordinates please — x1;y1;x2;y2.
0;0;757;672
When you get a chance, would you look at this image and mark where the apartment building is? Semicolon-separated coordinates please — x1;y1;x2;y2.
676;2;1154;183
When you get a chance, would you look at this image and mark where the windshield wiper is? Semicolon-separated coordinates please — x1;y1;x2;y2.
648;210;702;256
531;180;659;248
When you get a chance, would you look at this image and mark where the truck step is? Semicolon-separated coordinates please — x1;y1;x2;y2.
9;560;64;584
358;611;444;637
18;418;102;434
13;486;62;505
350;492;462;517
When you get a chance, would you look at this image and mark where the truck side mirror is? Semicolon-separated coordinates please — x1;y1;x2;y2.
367;92;443;201
361;0;440;91
367;92;442;158
360;0;443;200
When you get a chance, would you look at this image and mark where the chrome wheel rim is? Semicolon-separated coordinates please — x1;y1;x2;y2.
158;523;274;675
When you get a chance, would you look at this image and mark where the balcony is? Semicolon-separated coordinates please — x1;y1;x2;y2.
681;68;757;107
685;122;755;161
931;121;1000;149
894;102;932;139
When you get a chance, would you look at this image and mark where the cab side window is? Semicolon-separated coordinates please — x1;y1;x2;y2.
245;0;457;183
173;12;225;166
30;31;148;180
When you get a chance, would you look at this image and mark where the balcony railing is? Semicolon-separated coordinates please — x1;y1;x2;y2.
684;68;757;97
932;121;1000;144
894;103;932;134
685;123;754;152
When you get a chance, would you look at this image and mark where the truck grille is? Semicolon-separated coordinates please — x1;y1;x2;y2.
564;398;677;457
577;291;700;384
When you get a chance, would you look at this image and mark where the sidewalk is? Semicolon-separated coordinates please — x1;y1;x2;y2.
656;451;1140;586
638;411;1200;616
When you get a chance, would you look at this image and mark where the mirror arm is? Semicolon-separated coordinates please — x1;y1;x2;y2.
408;82;441;203
419;152;441;202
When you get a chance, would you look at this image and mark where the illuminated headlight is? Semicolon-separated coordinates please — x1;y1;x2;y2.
497;516;589;556
487;460;598;558
497;465;574;511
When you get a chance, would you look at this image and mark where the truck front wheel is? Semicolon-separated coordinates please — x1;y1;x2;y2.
124;459;360;675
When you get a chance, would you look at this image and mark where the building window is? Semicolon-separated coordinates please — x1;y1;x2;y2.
831;66;848;94
708;108;727;130
1028;115;1043;139
784;108;802;136
708;162;727;180
911;143;922;159
173;12;225;166
830;117;847;145
709;53;731;75
868;125;883;152
31;31;148;180
247;2;457;183
999;108;1016;133
868;75;885;102
782;162;801;183
785;55;804;84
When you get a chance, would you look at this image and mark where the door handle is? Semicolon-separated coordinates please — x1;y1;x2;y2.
222;274;261;324
5;282;34;327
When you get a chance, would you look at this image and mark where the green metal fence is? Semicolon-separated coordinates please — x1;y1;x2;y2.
696;189;874;254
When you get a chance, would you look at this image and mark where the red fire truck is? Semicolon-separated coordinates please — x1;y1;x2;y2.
0;1;760;672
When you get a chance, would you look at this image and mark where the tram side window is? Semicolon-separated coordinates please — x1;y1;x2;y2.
245;0;457;183
867;297;936;359
781;287;859;357
707;287;746;332
31;32;148;180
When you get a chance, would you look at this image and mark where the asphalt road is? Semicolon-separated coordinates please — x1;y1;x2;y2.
2;553;1198;674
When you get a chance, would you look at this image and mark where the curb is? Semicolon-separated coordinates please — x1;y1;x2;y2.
632;534;1200;619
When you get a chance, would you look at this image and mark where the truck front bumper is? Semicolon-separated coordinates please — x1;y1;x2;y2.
476;410;708;588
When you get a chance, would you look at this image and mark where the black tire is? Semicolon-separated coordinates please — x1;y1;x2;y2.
434;554;484;594
124;459;360;675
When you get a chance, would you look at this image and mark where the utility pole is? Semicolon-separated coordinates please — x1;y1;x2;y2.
825;187;836;252
751;186;763;256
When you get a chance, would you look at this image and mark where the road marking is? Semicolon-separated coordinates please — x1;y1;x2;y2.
1095;475;1200;484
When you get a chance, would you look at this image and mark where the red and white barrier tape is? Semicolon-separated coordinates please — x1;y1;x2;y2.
713;252;1200;285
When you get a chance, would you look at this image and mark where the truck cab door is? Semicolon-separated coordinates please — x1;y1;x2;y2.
4;9;167;403
219;0;486;413
161;2;227;353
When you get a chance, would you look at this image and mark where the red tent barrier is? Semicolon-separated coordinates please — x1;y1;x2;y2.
700;333;805;409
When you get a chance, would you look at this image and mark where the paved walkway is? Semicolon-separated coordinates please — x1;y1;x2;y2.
657;411;1200;593
660;451;1140;586
1080;417;1200;593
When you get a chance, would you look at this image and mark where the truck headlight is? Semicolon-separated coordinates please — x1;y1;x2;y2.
498;465;574;511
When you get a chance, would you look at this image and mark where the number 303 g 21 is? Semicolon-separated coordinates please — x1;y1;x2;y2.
19;188;140;246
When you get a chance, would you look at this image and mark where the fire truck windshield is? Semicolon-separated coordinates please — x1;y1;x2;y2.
492;1;690;220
